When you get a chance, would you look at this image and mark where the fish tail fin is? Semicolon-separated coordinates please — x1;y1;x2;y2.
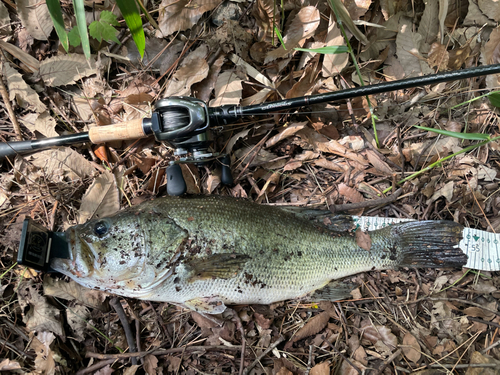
394;221;467;268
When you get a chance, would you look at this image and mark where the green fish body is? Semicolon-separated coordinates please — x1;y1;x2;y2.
52;195;467;313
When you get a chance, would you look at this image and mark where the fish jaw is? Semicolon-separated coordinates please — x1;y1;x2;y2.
51;227;95;278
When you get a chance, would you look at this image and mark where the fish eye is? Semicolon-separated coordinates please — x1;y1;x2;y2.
94;221;108;237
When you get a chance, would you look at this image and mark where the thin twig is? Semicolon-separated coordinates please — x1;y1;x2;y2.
325;341;362;375
372;348;401;375
304;345;314;375
109;298;138;365
481;338;500;354
75;358;118;375
330;188;402;212
242;336;285;375
0;58;22;141
86;345;243;360
402;297;500;318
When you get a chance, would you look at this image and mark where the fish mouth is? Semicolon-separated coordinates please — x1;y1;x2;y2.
50;227;95;277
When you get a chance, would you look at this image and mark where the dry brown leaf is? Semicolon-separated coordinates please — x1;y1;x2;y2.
298;127;368;166
78;170;121;224
206;174;221;194
252;0;280;43
328;0;368;45
427;42;450;71
355;229;372;251
344;0;372;20
464;0;496;26
314;158;346;172
310;361;331;375
292;311;330;343
39;54;97;87
360;320;397;348
209;71;243;106
478;0;500;21
17;0;53;40
31;332;56;375
0;39;40;73
338;183;364;203
158;0;222;37
66;305;90;341
383;55;405;81
165;45;209;97
144;354;159;375
396;17;433;77
323;15;349;77
17;281;64;335
286;56;321;98
0;1;10;36
2;62;46;112
276;368;293;375
265;6;320;63
482;26;500;88
418;0;439;45
466;351;500;375
123;365;141;375
448;45;471;70
402;332;421;363
266;122;308;148
195;54;225;103
95;365;114;375
340;358;366;375
180;163;201;194
464;301;497;321
43;276;108;310
30;147;96;181
19;111;58;138
0;359;21;371
365;149;392;175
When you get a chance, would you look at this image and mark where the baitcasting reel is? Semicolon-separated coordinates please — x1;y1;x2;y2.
150;97;233;196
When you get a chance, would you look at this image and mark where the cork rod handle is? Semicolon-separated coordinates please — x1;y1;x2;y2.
88;118;147;144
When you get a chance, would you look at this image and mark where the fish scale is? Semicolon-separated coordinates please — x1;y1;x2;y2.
51;195;467;313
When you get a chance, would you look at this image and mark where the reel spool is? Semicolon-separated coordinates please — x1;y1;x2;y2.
151;97;233;195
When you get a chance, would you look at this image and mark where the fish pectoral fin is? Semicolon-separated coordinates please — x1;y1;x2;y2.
186;254;250;282
184;297;227;314
308;280;358;302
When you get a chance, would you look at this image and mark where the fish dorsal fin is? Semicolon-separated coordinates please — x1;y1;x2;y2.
186;254;250;282
278;207;356;232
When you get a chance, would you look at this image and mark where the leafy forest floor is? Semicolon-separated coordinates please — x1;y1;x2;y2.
1;0;500;374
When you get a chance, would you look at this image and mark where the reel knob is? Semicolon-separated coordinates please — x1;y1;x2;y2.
166;164;187;196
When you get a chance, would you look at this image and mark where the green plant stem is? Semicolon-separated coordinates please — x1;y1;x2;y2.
382;135;500;194
328;0;380;148
451;90;500;109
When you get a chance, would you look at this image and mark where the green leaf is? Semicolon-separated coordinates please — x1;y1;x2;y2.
73;0;91;59
414;125;491;141
89;11;120;44
46;0;69;52
488;92;500;108
294;46;349;54
274;25;286;50
115;0;145;59
68;26;81;47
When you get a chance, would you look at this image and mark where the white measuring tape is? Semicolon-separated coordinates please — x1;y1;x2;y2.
353;216;500;272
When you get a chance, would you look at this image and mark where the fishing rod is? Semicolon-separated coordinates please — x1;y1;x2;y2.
2;63;500;196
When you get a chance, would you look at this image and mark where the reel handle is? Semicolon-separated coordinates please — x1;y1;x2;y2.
166;164;187;196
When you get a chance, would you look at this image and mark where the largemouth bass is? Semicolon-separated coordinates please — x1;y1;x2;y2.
51;195;467;313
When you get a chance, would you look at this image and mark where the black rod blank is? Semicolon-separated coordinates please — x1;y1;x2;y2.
236;63;500;116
